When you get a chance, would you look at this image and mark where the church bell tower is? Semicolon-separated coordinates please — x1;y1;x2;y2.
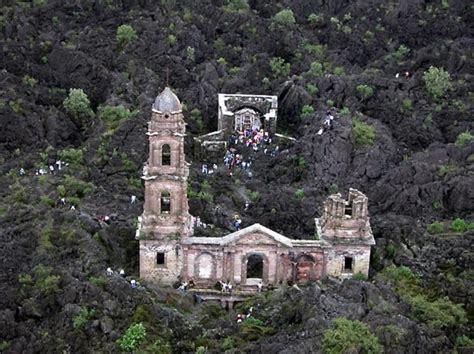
138;87;193;284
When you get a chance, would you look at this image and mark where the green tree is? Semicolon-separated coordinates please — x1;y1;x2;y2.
223;0;249;12
270;57;291;78
273;9;296;26
63;89;94;125
116;24;138;49
423;66;452;100
455;131;474;147
322;318;383;354
356;84;374;100
117;323;147;352
352;119;375;147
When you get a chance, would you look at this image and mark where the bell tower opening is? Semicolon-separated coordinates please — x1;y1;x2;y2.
162;144;171;165
160;191;171;214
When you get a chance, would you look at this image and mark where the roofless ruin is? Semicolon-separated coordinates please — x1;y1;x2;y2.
136;87;375;293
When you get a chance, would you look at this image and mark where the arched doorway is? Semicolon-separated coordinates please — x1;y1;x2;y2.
296;255;316;282
234;108;262;132
195;253;214;279
246;254;264;279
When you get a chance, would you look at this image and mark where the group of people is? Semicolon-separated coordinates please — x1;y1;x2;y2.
219;280;233;293
18;160;67;177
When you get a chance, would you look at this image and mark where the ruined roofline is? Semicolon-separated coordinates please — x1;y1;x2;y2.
218;93;278;99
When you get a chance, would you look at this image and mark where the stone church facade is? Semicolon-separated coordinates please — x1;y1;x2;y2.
137;88;375;289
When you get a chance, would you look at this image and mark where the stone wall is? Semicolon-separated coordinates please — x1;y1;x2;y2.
139;239;183;284
324;245;371;278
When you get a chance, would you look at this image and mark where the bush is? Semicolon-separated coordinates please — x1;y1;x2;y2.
273;9;296;26
402;99;413;111
294;189;305;200
307;13;323;25
356;84;374;100
270;57;291;78
455;335;473;347
89;276;108;288
116;24;138;49
450;218;472;233
247;190;261;203
99;105;135;131
308;61;324;77
58;148;84;166
300;105;314;118
427;221;444;234
408;295;467;329
322;318;383;354
63;89;94;124
352;119;375;147
223;0;249;12
221;336;237;351
240;317;274;341
423;66;452;100
306;83;318;95
455;131;474;147
438;164;457;177
60;175;95;198
352;272;368;281
32;265;61;296
167;34;177;45
392;45;410;61
118;323;147;352
73;307;96;331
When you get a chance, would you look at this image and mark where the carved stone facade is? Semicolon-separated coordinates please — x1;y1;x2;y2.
138;88;375;289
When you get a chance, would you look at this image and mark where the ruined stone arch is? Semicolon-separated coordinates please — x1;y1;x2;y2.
194;252;216;279
241;252;269;283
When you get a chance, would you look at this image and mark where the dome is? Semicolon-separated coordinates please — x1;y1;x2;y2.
152;87;182;112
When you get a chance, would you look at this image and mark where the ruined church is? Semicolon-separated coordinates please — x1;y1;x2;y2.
137;87;375;290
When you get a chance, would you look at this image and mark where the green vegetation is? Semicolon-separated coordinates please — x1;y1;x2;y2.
438;164;457;177
307;13;323;26
455;131;473;147
167;34;177;45
306;83;319;95
322;318;383;354
427;221;444;234
73;307;96;331
22;74;38;88
0;341;11;351
352;119;375;147
99;105;136;131
270;57;291;79
392;45;410;61
63;88;94;125
32;264;61;296
247;190;261;203
402;99;413;111
117;322;147;352
300;105;314;118
223;0;249;12
294;189;305;200
308;61;324;77
352;272;368;281
58;148;84;166
356;84;374;100
88;276;108;288
423;66;452;100
450;218;473;233
379;266;467;330
189;108;204;132
116;24;138;49
58;175;95;199
272;9;296;26
455;335;473;348
240;317;274;341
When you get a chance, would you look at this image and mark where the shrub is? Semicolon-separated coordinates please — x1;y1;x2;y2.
116;24;138;49
308;61;324;77
23;75;38;88
63;89;94;124
333;66;345;75
270;57;291;78
0;341;10;351
306;83;318;95
58;148;84;166
99;105;135;131
73;307;96;331
223;0;249;12
402;99;413;111
455;131;474;147
61;175;95;198
392;45;410;61
322;318;383;354
167;34;177;45
407;295;467;329
352;272;368;281
307;13;323;25
273;9;296;26
240;317;274;340
221;336;237;351
455;335;473;347
32;265;60;296
300;105;314;118
423;66;452;100
352;119;375;147
438;164;457;177
450;218;471;233
118;323;147;352
247;190;261;203
427;221;444;234
294;189;305;200
89;276;108;288
356;84;374;100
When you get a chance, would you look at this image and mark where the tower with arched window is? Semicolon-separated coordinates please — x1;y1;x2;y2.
138;87;194;284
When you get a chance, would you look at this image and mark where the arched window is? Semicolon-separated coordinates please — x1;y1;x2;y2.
160;191;171;213
162;144;171;166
